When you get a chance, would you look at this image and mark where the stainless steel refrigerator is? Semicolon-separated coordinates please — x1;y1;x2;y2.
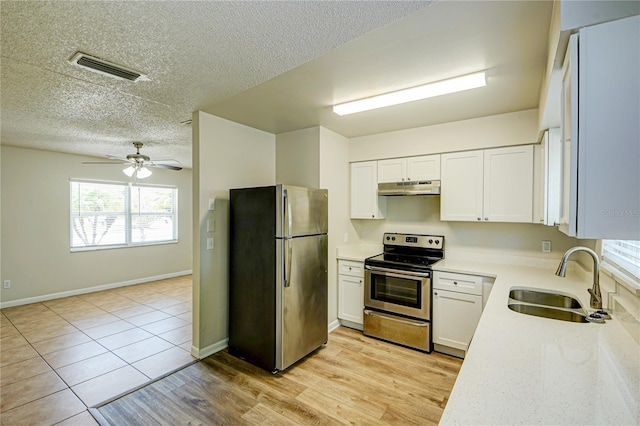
229;184;328;373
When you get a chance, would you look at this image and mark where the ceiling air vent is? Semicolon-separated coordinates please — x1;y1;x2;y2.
69;52;149;82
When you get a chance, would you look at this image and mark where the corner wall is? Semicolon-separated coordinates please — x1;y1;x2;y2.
192;111;275;357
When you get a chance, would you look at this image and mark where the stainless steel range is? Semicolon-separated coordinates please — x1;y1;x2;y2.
363;233;444;352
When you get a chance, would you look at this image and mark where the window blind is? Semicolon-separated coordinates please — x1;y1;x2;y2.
602;239;640;280
70;180;177;250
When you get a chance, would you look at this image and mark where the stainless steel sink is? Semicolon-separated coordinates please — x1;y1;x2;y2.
509;288;582;309
507;287;589;323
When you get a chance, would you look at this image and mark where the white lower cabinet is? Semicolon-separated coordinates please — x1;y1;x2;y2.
338;260;364;330
432;271;492;357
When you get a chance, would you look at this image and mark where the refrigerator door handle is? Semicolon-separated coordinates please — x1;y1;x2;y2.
283;238;293;287
284;189;293;237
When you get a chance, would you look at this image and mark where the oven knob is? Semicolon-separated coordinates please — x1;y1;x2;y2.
391;236;396;241
386;236;390;241
435;239;440;244
429;239;433;244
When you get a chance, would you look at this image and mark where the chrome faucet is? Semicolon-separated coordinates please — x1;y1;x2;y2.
555;246;602;309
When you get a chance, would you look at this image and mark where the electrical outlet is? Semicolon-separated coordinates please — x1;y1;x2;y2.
3;280;10;289
207;237;214;250
542;240;551;253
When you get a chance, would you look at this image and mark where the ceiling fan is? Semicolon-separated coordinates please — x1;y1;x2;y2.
83;142;182;179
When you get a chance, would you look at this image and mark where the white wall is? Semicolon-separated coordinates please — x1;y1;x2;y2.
275;126;356;328
349;109;539;162
276;127;320;187
0;146;192;306
192;111;275;357
352;196;580;260
319;127;357;324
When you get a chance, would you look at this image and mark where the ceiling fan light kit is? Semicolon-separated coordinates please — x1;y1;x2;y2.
333;71;487;116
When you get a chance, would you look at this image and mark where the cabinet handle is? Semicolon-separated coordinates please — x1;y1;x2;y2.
484;217;489;221
477;217;481;221
540;219;544;223
453;281;458;285
348;267;352;270
371;215;375;218
359;280;362;284
434;292;438;296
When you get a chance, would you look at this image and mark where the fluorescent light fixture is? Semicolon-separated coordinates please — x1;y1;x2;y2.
333;71;487;116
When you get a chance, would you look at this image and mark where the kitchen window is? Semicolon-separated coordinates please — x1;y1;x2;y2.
70;179;177;251
601;240;640;281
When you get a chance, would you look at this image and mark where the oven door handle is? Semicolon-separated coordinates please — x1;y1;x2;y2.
365;265;430;278
363;309;429;327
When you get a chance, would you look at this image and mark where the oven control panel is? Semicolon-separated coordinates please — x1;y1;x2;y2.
383;233;444;249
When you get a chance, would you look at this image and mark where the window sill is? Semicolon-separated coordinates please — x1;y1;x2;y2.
601;262;640;296
70;240;178;253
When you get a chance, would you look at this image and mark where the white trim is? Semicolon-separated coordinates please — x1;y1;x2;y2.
192;338;228;359
601;262;640;296
0;270;192;309
336;319;363;331
328;319;341;333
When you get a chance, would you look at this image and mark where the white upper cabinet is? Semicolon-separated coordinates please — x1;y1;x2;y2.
350;161;386;219
533;129;562;226
441;146;534;223
484;145;534;223
440;150;484;221
558;16;640;239
378;155;440;183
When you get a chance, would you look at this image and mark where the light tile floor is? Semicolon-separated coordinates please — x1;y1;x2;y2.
0;275;195;425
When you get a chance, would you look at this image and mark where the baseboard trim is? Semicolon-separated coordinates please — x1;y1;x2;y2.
328;319;341;333
192;338;228;359
0;270;192;309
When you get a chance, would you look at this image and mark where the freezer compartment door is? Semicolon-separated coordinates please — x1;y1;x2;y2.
278;234;328;371
277;185;328;237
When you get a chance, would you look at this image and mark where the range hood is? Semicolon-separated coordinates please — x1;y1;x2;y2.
378;180;441;196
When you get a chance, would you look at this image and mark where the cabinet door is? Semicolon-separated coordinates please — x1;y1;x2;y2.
483;145;534;223
407;154;441;181
350;161;386;219
440;151;483;221
558;34;579;237
432;289;482;351
377;159;406;183
338;274;364;325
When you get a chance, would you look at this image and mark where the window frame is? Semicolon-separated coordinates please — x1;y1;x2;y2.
70;178;178;252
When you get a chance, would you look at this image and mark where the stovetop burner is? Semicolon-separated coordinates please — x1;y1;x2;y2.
365;233;444;272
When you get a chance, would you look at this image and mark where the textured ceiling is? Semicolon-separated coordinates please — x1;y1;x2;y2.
0;1;553;169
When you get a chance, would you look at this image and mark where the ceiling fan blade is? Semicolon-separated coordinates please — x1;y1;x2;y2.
148;163;183;171
106;155;132;162
82;161;128;164
151;159;181;165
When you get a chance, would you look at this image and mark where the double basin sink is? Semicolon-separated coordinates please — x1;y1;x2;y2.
507;287;589;323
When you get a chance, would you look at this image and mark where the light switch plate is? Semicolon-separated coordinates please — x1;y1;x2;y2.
207;237;214;250
542;240;551;253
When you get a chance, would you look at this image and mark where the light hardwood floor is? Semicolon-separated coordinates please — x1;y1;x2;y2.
98;326;463;425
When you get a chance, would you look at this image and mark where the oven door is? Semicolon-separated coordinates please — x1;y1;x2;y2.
364;266;430;320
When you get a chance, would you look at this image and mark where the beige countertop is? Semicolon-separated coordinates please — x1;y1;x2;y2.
434;258;640;425
335;244;381;262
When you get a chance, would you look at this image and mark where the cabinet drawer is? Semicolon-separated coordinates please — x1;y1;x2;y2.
338;260;364;277
433;271;482;295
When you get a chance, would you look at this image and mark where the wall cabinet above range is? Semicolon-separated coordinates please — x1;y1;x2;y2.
440;145;534;223
377;154;441;183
